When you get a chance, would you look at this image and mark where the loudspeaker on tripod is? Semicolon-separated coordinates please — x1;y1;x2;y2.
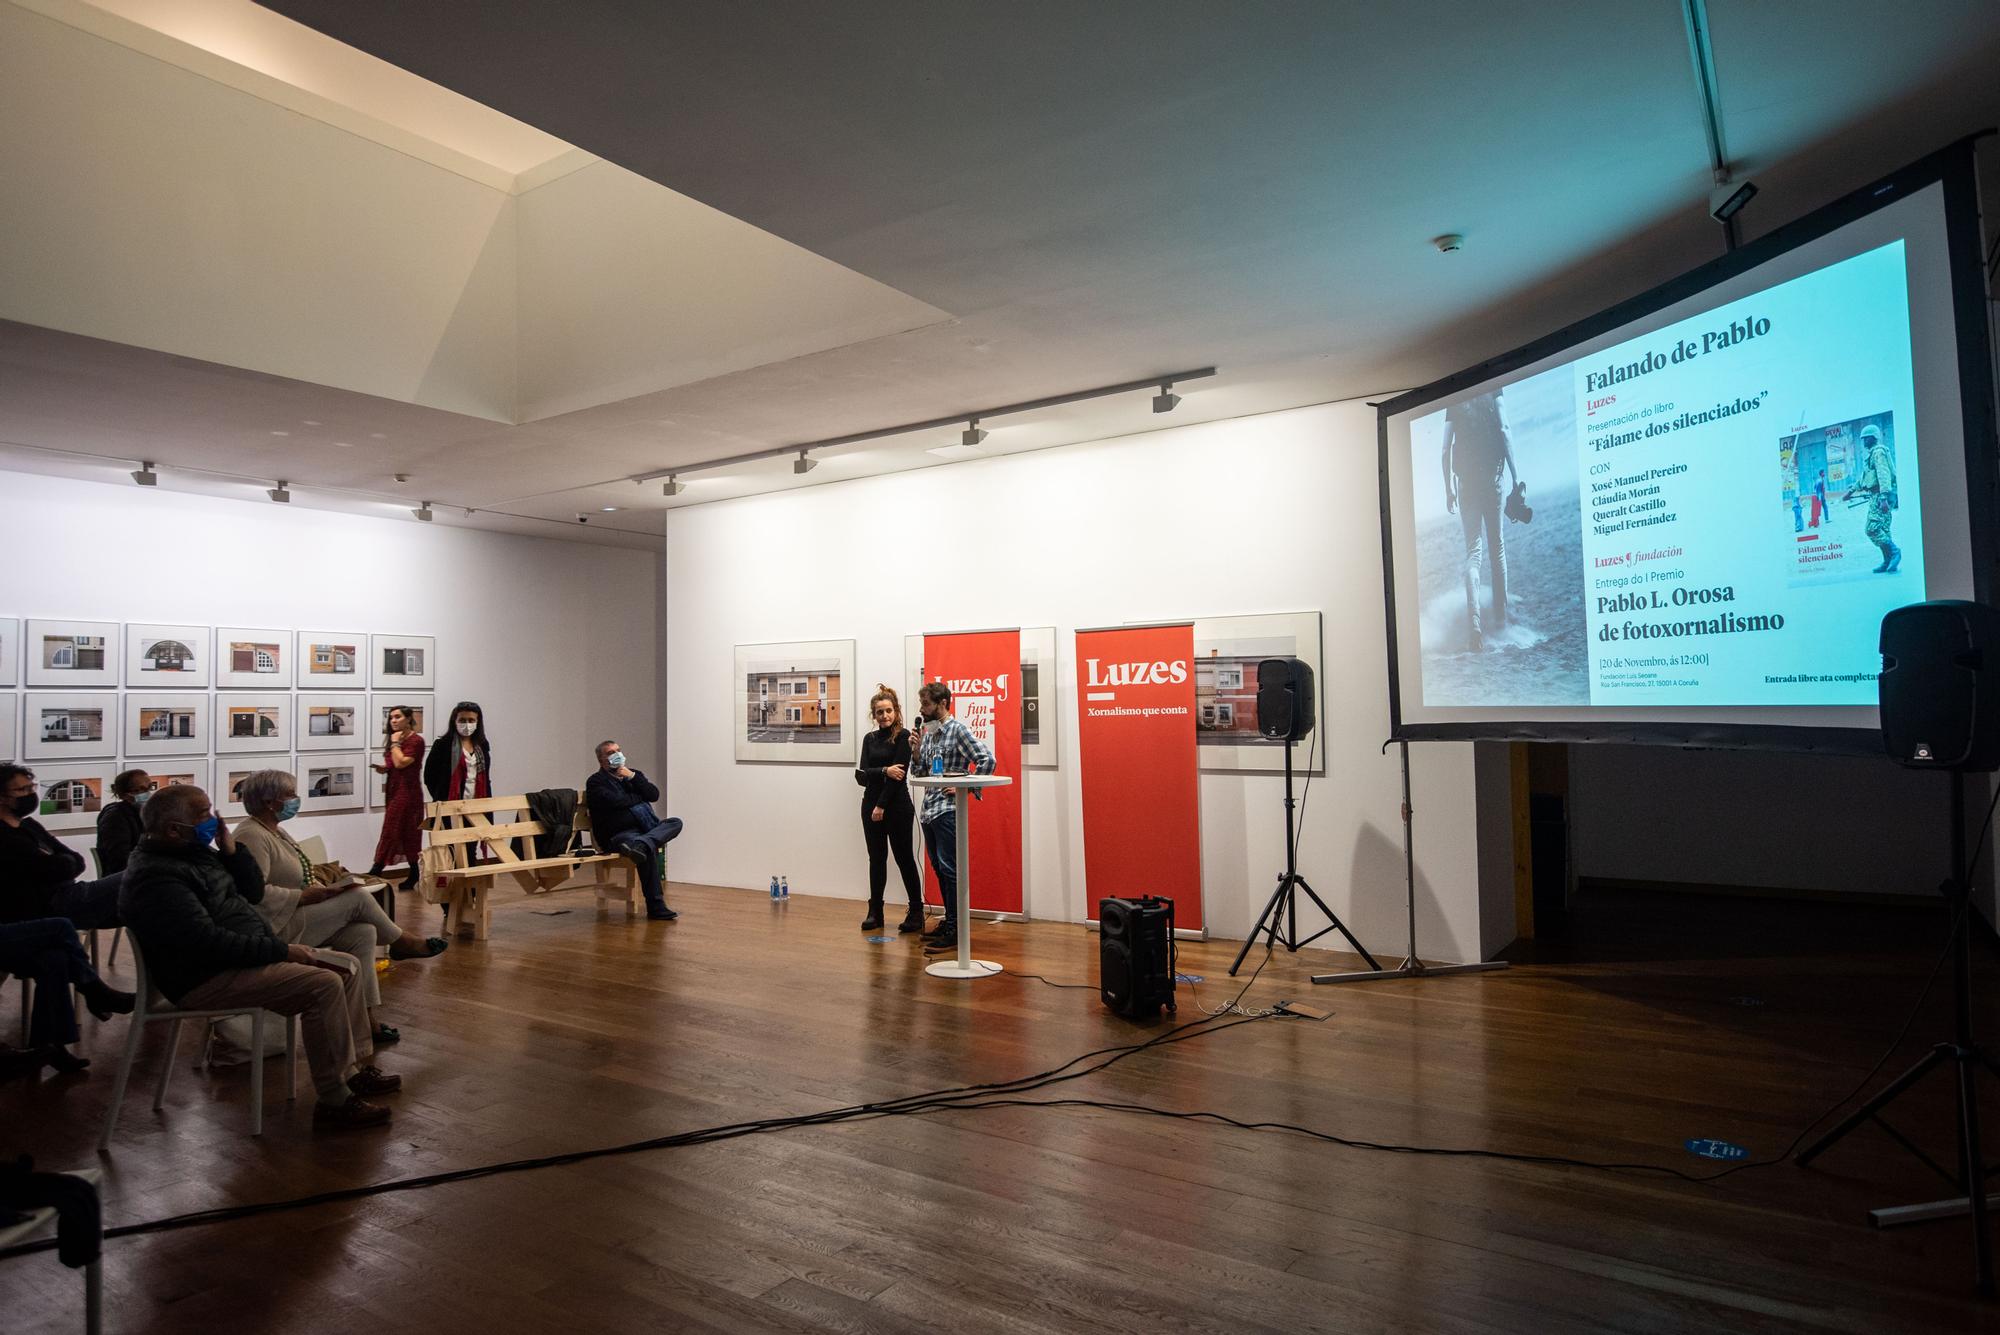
1879;599;2000;771
1256;656;1314;740
1099;896;1176;1019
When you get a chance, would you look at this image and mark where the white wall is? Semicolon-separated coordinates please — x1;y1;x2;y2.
2;471;659;866
664;402;1493;960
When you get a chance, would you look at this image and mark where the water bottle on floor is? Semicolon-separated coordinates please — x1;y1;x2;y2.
769;874;780;901
780;875;790;900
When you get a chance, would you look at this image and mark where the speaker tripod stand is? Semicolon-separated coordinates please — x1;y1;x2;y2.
1795;767;1997;1295
1229;732;1381;976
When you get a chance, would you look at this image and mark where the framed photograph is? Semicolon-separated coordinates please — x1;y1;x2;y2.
124;692;210;758
30;761;116;831
25;619;120;688
0;693;16;761
296;630;365;688
370;694;434;748
1020;626;1058;768
1176;611;1325;774
296;693;365;752
734;639;857;763
215;627;293;689
0;618;18;688
371;634;435;689
214;692;291;754
126;623;212;688
24;691;118;761
904;630;1058;767
297;752;364;814
218;757;292;820
134;759;210;801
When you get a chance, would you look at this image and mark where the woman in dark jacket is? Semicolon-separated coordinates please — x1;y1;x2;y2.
423;701;492;803
94;769;149;875
854;686;924;934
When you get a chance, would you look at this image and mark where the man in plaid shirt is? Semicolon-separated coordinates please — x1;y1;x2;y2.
911;681;995;953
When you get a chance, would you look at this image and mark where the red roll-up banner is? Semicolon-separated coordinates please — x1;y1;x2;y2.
920;629;1023;915
1074;623;1203;932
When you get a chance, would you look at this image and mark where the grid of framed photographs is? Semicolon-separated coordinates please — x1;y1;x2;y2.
0;624;439;819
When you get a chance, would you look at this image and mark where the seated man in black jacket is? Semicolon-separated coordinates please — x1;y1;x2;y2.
584;740;682;922
0;763;123;929
118;783;405;1131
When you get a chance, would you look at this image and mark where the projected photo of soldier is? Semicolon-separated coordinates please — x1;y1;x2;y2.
1407;366;1587;705
1780;411;1900;584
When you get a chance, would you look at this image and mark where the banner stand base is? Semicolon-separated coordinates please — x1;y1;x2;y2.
925;959;1002;979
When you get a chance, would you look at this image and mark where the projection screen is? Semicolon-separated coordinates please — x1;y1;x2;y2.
1378;138;1997;752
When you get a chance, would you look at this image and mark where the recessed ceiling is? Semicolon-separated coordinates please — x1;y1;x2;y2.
2;0;1997;548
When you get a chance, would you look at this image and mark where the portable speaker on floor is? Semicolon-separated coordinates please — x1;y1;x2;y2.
1880;600;2000;771
1099;896;1176;1019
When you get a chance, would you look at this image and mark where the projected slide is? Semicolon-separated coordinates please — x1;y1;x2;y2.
1407;241;1921;709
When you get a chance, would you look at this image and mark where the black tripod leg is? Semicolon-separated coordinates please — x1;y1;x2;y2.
1797;1045;1951;1167
1954;1052;1995;1295
1230;876;1290;976
1291;876;1384;972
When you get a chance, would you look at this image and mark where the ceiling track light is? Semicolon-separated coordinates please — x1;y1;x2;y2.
130;460;158;487
1152;384;1181;414
622;366;1215;489
412;501;434;522
267;481;291;504
662;475;685;496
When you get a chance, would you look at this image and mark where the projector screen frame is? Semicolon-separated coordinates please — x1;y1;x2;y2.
1376;135;1998;755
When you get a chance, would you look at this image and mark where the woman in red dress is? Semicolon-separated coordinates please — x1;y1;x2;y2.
369;704;427;892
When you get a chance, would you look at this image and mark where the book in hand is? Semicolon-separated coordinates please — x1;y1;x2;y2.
308;947;359;976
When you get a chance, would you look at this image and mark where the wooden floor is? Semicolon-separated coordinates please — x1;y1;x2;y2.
2;880;1996;1333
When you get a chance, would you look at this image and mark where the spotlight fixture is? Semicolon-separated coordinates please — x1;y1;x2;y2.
1709;179;1757;223
130;461;158;487
1431;233;1465;253
962;419;988;447
267;481;291;504
793;450;818;475
1152;383;1181;414
393;473;410;484
412;501;434;522
662;475;685;496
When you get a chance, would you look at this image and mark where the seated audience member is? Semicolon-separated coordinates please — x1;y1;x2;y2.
0;917;135;1077
232;769;447;1046
96;769;150;876
0;763;124;930
118;784;404;1130
584;740;683;922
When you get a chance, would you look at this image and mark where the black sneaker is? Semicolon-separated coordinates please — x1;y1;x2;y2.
923;930;960;953
646;907;679;922
923;917;953;938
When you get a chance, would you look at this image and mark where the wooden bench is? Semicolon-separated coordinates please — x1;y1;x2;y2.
421;793;641;939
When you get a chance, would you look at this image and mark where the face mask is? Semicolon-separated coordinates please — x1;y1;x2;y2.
277;797;301;822
9;793;38;819
457;720;477;738
192;815;221;847
606;752;627;769
131;789;152;808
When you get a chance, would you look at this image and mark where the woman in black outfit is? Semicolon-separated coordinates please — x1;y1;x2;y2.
855;686;925;934
94;769;150;875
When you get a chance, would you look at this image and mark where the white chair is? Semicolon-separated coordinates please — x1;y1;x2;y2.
98;938;297;1150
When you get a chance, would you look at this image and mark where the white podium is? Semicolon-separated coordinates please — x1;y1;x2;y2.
912;773;1013;979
